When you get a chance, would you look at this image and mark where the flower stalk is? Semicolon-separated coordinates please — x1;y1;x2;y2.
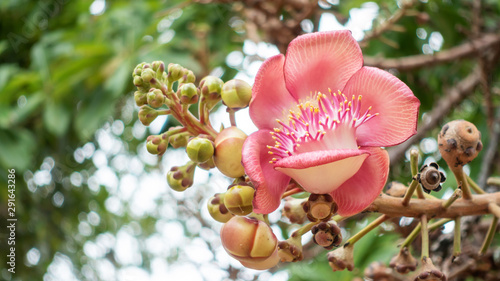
420;214;429;259
479;215;499;255
345;215;389;246
402;149;424;205
442;189;462;209
467;174;486;194
453;217;461;259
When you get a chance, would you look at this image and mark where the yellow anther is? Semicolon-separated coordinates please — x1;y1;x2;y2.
272;136;277;140
267;145;273;149
272;158;277;161
348;101;352;107
269;161;274;164
375;113;380;116
358;95;362;101
268;151;273;154
328;88;332;93
366;114;371;117
368;106;372;111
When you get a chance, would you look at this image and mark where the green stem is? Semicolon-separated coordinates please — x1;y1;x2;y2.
442;189;462;209
487;177;500;187
400;218;452;248
467;174;486;194
228;109;237;127
453;168;473;200
410;149;426;199
402;179;419;206
332;215;349;223
157;109;171;115
479;215;498;255
453;217;461;258
292;222;317;237
420;214;429;259
346;215;389;246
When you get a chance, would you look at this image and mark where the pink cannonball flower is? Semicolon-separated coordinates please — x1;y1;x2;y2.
242;30;419;216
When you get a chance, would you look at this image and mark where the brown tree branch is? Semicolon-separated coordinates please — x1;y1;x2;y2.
365;193;500;218
364;33;500;71
388;67;481;165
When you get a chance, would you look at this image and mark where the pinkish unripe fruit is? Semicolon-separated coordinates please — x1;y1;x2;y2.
214;126;247;178
186;137;214;164
221;79;252;109
224;184;255;216
221;216;278;270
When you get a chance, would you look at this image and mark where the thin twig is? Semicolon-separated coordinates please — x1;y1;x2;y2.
364;33;500;71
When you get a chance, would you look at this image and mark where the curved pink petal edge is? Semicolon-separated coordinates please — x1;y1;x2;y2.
274;149;369;169
242;130;291;214
250;54;296;130
343;66;420;147
330;147;390;216
284;30;363;101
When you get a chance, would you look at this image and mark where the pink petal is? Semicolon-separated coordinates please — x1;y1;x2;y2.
275;149;369;194
343;66;420;147
250;54;297;130
242;130;291;214
283;30;363;101
330;147;389;216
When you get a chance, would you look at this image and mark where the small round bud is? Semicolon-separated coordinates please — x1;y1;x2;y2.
417;163;446;193
179;70;195;84
411;258;446;281
133;76;144;87
221;79;252;109
186;137;215;163
311;221;342;250
385;181;408;197
277;236;303;262
389;247;418;274
141;68;156;83
224;184;255;216
138;105;158;126
200;76;224;110
133;62;146;77
214;126;247;178
221;216;278;270
146;134;168;155
282;197;307;224
207;193;233;223
168;63;184;82
438;120;482;168
303;194;337;222
168;130;189;149
134;90;147;106
327;244;354;272
179;83;199;104
197;157;216;170
166;162;196;192
151;61;165;73
147;89;165;108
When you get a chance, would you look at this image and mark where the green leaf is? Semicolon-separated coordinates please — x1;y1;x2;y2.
43;100;71;136
0;128;36;171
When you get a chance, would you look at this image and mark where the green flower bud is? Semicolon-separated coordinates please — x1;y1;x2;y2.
186;137;214;163
214;126;247;178
200;76;224;110
168;63;184;82
224;184;255;216
141;68;156;84
168;132;189;149
197;157;216;170
179;83;199;105
166;162;196;192
138;105;158;126
221;79;252;109
133;76;144;87
207;193;234;223
147;89;165;108
146;134;168;155
134;91;148;106
133;62;147;77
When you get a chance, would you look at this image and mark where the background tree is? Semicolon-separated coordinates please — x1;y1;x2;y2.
0;0;499;280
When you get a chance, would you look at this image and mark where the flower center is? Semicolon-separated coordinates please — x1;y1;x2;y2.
268;90;377;164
